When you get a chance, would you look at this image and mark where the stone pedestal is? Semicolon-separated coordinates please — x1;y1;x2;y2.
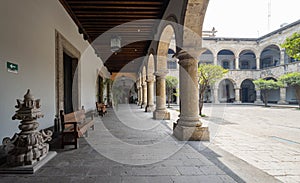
173;123;209;141
254;89;263;104
153;71;170;120
173;50;209;141
153;110;170;120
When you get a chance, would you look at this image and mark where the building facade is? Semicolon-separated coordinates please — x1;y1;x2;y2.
166;19;300;105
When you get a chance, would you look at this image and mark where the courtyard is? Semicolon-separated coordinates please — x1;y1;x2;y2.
169;103;300;183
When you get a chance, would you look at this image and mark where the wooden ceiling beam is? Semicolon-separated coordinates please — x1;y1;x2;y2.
74;11;160;15
67;1;163;6
72;6;161;10
76;14;157;18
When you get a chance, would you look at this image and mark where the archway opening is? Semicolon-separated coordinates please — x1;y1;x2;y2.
199;49;213;66
241;79;256;103
261;77;280;103
218;50;235;69
260;45;280;69
218;79;235;103
239;50;256;70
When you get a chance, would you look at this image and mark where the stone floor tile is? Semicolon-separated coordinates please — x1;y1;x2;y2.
171;175;225;183
176;166;204;175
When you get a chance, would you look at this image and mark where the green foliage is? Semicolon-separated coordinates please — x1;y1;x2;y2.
279;72;300;87
279;72;300;108
281;32;300;60
166;76;178;108
198;64;228;88
197;64;228;115
253;78;283;107
253;78;283;90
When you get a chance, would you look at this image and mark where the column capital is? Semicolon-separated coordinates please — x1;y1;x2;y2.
146;75;155;82
154;70;168;78
146;78;155;83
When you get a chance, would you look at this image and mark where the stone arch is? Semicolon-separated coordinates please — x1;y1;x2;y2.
156;24;176;72
142;66;147;83
217;49;235;69
260;44;281;69
239;50;257;70
240;79;256;103
147;53;155;79
182;0;209;57
218;78;237;103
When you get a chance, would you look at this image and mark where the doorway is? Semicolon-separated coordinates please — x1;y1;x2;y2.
63;52;78;113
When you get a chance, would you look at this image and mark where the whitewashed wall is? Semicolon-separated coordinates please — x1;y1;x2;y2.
0;0;110;140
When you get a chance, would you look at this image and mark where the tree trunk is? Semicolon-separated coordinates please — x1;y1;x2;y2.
199;88;205;116
167;90;170;108
263;90;269;107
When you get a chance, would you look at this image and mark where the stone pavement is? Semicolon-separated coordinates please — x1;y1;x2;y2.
168;103;300;183
0;104;280;183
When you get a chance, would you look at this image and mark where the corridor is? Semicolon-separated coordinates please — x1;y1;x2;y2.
0;104;279;183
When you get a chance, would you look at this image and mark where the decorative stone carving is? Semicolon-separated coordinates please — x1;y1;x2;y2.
2;89;52;166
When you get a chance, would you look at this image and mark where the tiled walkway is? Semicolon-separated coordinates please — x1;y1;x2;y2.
0;104;279;183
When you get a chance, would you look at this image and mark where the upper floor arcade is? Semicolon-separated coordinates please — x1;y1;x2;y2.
199;19;300;70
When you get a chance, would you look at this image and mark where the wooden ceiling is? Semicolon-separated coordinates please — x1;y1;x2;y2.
60;0;170;73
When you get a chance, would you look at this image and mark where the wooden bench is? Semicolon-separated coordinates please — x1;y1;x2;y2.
96;102;107;117
60;109;95;149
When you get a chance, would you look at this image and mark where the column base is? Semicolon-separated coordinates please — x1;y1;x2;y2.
153;110;170;120
254;100;263;104
277;100;288;105
140;103;146;108
145;105;154;112
173;123;209;141
234;101;241;104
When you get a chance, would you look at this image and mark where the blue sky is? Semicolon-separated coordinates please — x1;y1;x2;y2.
203;0;300;38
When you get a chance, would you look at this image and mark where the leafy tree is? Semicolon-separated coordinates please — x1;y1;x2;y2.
198;64;228;115
253;78;283;107
279;72;300;108
165;76;178;108
281;32;300;60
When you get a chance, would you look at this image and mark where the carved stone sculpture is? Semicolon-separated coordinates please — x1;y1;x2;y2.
2;89;52;166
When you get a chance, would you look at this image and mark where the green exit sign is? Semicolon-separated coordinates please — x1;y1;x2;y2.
7;62;18;74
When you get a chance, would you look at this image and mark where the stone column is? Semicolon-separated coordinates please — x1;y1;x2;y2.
256;57;260;70
254;87;263;104
280;49;285;65
153;71;170;120
234;88;241;103
213;56;218;66
235;56;239;70
278;87;288;104
145;77;155;112
137;86;142;106
212;86;219;104
173;50;209;141
141;82;147;108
